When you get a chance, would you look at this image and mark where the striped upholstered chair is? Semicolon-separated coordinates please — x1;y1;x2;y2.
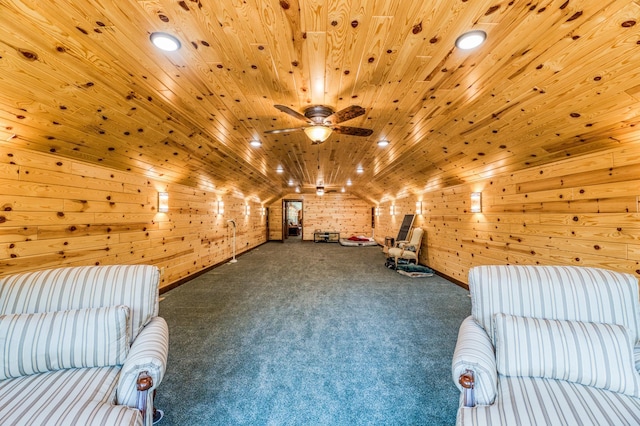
0;265;168;426
452;265;640;426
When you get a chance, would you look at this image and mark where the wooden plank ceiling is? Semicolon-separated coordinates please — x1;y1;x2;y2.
0;0;639;204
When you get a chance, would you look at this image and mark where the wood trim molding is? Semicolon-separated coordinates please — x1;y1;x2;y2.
159;242;268;294
434;269;469;291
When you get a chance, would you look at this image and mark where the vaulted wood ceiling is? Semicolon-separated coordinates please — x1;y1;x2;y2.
1;0;639;204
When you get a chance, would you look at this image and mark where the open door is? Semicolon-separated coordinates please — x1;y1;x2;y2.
282;199;303;242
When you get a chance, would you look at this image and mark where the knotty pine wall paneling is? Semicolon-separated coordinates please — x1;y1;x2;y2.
0;147;267;290
269;193;372;241
376;146;640;285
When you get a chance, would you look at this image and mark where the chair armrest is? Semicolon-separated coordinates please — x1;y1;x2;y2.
117;316;169;407
395;240;408;248
452;316;498;406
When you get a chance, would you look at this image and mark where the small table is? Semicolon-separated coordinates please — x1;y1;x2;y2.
314;231;340;243
383;236;395;254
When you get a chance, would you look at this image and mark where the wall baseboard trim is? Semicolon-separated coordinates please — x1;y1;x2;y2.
433;269;469;291
159;242;268;294
160;244;469;295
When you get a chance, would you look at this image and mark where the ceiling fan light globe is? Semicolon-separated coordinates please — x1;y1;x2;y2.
304;125;332;143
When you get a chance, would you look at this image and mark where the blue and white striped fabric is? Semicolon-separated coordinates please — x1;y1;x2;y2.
0;306;129;380
0;265;159;344
117;316;169;409
452;316;498;405
457;375;640;426
455;265;640;425
469;265;640;345
0;366;142;426
495;314;640;397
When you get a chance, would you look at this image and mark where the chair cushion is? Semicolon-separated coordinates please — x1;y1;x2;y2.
388;248;418;259
0;366;142;426
457;375;640;426
494;313;640;397
0;306;129;380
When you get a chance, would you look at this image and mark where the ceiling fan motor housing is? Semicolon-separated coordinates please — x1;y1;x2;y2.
304;105;334;124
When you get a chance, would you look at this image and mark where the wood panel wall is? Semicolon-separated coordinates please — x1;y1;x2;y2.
0;147;267;290
376;146;640;285
269;193;372;241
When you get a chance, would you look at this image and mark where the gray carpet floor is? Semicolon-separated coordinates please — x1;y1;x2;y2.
155;241;471;425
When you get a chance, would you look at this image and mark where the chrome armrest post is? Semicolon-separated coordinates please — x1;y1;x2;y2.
459;369;476;407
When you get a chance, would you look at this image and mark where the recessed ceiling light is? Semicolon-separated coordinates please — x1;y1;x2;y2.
150;32;181;52
377;140;390;147
249;140;262;147
455;30;486;50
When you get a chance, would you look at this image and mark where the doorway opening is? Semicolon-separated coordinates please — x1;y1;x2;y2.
283;199;303;242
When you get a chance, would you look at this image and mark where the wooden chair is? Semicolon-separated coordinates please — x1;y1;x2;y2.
388;227;424;267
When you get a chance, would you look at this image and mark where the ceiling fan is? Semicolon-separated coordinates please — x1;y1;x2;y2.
315;185;336;196
264;104;374;143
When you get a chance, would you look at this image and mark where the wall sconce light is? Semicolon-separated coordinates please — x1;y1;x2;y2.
390;205;395;216
245;205;250;216
158;192;169;213
416;201;422;215
470;192;482;213
218;201;224;215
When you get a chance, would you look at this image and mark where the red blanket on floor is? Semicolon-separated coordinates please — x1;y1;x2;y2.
348;236;372;241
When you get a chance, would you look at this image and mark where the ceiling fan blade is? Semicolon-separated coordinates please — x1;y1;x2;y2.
325;105;365;124
274;105;312;123
332;125;374;137
264;127;306;134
